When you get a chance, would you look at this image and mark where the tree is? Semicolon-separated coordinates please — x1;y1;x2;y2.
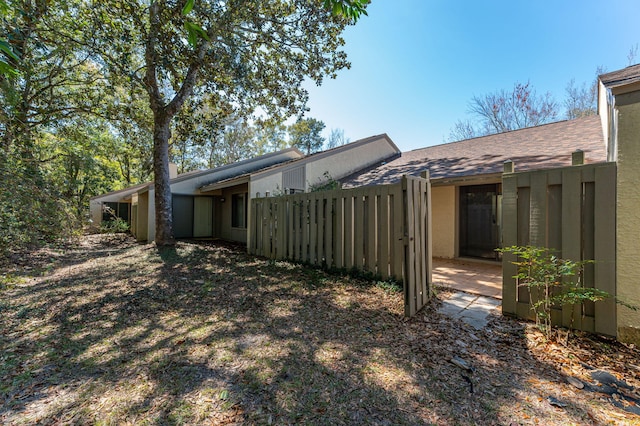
326;128;349;149
449;81;558;141
64;0;365;246
0;0;124;254
288;117;326;155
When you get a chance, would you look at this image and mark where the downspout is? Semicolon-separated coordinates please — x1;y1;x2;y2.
608;88;618;162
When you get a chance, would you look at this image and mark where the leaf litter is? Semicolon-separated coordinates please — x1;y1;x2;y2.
0;234;639;425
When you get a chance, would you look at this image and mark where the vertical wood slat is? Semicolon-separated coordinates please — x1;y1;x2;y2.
501;174;518;315
562;167;583;329
301;198;309;263
594;164;617;336
354;191;365;269
421;178;431;305
276;198;286;259
379;188;390;279
403;176;417;316
529;172;548;248
325;195;334;268
293;199;301;261
392;184;404;282
249;199;257;255
309;194;317;265
344;194;354;270
315;197;326;265
334;196;345;269
248;174;432;317
582;181;596;330
516;186;531;315
366;192;377;273
411;179;424;308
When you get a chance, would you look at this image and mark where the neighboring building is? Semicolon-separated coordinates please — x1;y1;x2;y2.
198;133;400;245
342;116;607;260
90;148;304;242
90;133;400;245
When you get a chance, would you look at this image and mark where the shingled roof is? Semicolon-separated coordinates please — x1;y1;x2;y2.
600;64;640;89
342;115;606;188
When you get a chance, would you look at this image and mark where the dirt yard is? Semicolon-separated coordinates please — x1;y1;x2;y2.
1;234;639;425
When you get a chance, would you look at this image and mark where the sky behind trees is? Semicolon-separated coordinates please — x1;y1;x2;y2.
303;0;640;151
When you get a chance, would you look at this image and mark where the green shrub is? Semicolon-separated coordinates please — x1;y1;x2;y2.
499;245;609;340
100;217;129;234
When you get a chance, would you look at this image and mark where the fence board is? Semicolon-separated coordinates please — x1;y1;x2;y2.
249;175;432;318
354;192;365;269
344;194;354;270
324;195;336;266
379;189;390;279
309;194;317;264
392;185;404;280
562;167;583;329
501;162;617;336
403;177;416;316
366;193;377;272
594;165;617;336
502;175;518;315
335;196;345;269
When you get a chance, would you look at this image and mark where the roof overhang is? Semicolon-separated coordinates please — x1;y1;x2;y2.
200;175;250;193
431;172;503;187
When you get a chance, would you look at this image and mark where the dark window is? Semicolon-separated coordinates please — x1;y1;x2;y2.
102;202;118;222
232;193;247;228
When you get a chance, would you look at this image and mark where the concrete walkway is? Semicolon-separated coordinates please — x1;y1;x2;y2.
432;258;503;328
438;292;502;329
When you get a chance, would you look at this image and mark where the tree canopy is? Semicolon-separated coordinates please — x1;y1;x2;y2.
0;0;368;253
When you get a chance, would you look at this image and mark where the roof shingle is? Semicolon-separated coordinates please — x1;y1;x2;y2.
342;116;606;188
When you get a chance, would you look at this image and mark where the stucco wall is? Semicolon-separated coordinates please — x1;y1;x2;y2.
615;90;640;344
137;191;149;242
251;173;284;198
89;200;102;229
431;185;456;258
219;183;249;243
305;139;396;190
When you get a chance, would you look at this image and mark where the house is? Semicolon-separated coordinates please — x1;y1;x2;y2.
342;116;607;260
90;148;304;241
90;133;400;244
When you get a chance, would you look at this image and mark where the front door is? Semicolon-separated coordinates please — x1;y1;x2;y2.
459;184;501;260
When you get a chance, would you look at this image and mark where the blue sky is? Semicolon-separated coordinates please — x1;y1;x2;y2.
303;0;640;151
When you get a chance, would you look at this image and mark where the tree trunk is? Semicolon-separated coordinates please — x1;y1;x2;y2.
153;111;175;246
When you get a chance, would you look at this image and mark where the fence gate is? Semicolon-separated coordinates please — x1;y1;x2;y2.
249;173;432;317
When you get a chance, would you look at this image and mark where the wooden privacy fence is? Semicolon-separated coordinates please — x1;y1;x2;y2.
502;160;617;336
248;174;432;317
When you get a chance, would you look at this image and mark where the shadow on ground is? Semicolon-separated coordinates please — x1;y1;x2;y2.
0;234;615;424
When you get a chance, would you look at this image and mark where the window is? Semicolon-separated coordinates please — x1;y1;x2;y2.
232;193;247;228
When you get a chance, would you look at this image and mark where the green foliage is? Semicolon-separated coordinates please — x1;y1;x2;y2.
324;0;370;22
500;245;610;340
309;171;342;192
0;150;81;259
288;118;326;155
100;217;130;234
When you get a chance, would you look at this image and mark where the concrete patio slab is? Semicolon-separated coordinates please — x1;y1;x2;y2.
439;292;502;329
433;258;502;299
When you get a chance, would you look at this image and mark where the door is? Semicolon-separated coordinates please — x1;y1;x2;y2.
459;184;501;260
172;194;194;239
193;197;213;237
